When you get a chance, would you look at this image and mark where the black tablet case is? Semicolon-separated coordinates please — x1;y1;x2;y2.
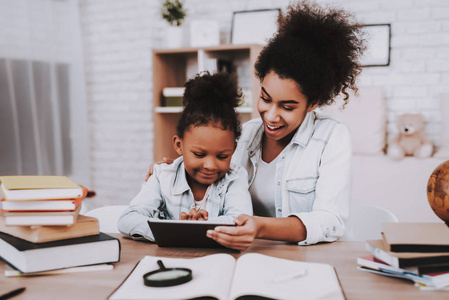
147;219;236;249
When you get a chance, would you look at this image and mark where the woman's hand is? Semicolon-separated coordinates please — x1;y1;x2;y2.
145;157;174;181
206;214;259;251
179;209;208;221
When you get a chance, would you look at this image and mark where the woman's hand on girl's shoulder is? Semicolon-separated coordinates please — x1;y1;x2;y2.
145;157;174;181
206;214;259;251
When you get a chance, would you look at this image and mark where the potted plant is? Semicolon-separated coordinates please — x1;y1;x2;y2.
161;0;187;48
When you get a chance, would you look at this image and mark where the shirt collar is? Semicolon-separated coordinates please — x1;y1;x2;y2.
173;158;191;195
172;158;238;195
291;111;316;147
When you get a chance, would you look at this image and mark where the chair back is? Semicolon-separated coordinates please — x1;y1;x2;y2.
85;205;128;233
340;204;399;242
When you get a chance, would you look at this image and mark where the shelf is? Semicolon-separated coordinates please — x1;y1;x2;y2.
155;107;183;113
152;44;263;161
155;106;253;114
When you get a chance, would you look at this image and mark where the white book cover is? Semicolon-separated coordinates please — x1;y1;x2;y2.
162;87;184;97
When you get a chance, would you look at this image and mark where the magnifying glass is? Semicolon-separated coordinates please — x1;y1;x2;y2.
143;260;193;287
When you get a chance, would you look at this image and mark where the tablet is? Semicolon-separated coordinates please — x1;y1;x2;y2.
147;219;236;249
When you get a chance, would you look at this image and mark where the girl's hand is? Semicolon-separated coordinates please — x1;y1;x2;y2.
179;209;208;221
145;157;174;181
207;214;259;251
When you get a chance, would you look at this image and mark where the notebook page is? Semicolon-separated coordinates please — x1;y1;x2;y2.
230;253;344;300
109;254;236;300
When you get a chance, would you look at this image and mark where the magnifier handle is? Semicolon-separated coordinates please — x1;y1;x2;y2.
157;260;166;270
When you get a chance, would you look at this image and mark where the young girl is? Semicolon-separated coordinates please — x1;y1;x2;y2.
118;72;253;241
205;1;365;250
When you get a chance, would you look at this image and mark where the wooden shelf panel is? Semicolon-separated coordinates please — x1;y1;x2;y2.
155;107;253;114
152;44;263;161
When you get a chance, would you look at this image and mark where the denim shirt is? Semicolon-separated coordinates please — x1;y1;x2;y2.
231;111;351;245
117;156;253;241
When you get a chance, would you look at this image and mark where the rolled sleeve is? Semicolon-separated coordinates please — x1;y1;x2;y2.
117;173;163;242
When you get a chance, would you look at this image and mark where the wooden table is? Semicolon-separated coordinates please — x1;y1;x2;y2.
1;234;448;299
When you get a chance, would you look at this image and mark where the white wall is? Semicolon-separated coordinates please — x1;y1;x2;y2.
0;0;90;187
79;0;449;209
79;0;161;210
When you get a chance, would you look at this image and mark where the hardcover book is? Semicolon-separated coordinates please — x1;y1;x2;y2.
162;87;184;107
1;204;81;226
0;214;99;243
0;232;120;273
0;175;83;201
4;262;114;277
366;239;449;268
1;196;84;211
0;186;87;212
382;222;449;253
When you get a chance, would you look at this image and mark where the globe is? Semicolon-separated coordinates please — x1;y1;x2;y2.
427;160;449;224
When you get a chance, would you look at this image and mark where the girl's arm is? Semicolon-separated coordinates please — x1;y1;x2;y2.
117;172;164;241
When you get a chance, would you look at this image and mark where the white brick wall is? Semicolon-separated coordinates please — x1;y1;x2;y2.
79;0;161;210
79;0;449;208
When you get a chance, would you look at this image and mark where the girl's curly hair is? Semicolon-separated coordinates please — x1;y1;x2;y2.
255;1;366;107
176;71;242;139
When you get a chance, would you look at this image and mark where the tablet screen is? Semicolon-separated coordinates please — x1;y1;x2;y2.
147;219;236;249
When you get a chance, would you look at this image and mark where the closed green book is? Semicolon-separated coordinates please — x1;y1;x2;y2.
163;96;183;107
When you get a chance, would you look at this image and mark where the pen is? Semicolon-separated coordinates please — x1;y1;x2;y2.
272;269;307;283
0;287;26;300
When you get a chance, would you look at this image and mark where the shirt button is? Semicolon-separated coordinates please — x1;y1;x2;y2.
333;226;336;232
325;233;329;238
277;208;282;212
277;182;280;186
281;156;285;159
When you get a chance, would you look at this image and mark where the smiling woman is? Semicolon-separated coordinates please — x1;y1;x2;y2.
205;1;366;250
257;72;318;162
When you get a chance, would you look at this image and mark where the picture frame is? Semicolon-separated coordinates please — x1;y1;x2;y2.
231;9;280;45
360;24;391;67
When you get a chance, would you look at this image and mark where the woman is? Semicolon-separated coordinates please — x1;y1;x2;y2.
149;1;365;250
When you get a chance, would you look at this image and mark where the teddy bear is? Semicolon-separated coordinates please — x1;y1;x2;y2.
387;113;434;160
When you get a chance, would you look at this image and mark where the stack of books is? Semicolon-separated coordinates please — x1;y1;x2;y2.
162;87;184;107
357;222;449;290
0;176;87;226
0;175;120;276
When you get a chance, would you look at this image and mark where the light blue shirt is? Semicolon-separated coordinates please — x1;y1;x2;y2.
118;156;253;241
232;111;352;245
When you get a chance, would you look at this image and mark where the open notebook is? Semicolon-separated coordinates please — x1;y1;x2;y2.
109;253;344;300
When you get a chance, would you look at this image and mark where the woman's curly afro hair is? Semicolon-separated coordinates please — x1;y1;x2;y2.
176;71;243;140
255;1;366;107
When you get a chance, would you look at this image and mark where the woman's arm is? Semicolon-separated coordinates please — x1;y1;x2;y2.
207;215;306;251
208;122;352;249
291;122;351;245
